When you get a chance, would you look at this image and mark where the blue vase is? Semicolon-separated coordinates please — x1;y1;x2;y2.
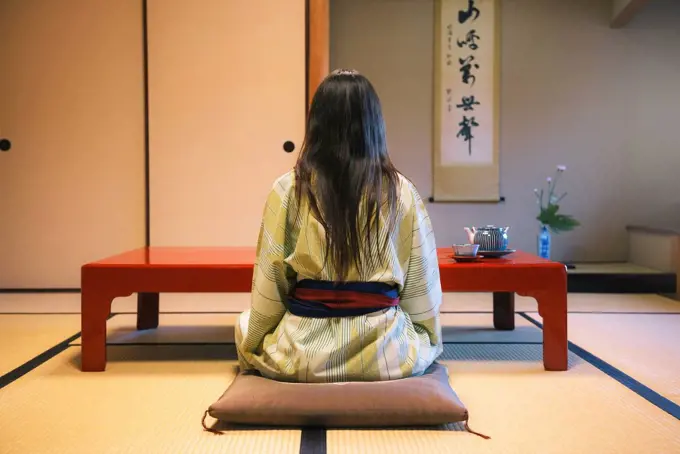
538;225;551;259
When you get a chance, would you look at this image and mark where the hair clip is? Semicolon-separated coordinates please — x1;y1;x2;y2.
330;69;359;77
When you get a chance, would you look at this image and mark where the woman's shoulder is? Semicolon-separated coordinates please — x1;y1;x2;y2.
270;170;296;196
396;172;425;208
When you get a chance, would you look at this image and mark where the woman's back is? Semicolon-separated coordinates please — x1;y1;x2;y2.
234;70;443;383
281;170;420;285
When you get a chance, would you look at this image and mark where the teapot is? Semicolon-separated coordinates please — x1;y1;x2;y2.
464;225;509;252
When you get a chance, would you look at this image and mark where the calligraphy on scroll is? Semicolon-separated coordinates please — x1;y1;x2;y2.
436;0;498;166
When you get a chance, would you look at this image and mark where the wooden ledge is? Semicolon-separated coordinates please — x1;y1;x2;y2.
626;225;680;236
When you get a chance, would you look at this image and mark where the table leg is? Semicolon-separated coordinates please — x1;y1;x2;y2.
535;290;568;371
81;288;113;372
137;292;160;330
493;292;515;330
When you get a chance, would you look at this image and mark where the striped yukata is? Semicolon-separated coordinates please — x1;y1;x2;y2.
235;170;443;383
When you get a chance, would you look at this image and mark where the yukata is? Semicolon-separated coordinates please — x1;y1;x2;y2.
235;170;443;383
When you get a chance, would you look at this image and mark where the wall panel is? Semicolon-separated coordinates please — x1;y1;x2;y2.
147;0;306;247
0;0;145;288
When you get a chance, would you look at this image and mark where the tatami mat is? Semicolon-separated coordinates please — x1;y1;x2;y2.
439;292;680;313
2;298;680;454
441;313;543;343
3;292;679;316
103;313;239;344
2;292;679;315
504;293;680;314
3;342;678;453
0;314;80;376
555;293;680;313
558;312;680;405
0;345;301;454
111;293;252;314
328;345;680;454
0;293;85;314
72;312;543;346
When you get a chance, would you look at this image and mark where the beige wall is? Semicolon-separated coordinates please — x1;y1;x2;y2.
619;0;680;231
330;0;680;262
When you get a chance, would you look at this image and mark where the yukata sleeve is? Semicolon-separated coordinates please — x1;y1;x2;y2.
236;180;295;368
398;188;444;352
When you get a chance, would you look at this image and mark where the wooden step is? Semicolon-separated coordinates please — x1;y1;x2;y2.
625;225;679;297
566;262;676;293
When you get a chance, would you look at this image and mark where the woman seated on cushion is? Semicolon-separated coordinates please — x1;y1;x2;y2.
235;69;443;383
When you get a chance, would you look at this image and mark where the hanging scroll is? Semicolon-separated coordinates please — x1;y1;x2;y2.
433;0;501;202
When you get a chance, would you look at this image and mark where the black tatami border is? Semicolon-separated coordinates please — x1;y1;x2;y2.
0;313;115;390
0;331;81;390
300;428;326;454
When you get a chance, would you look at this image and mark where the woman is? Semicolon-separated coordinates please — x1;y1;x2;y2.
235;69;443;383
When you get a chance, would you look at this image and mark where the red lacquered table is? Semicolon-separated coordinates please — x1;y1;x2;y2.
80;248;567;372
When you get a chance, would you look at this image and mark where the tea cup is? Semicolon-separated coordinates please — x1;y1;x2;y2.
453;244;480;257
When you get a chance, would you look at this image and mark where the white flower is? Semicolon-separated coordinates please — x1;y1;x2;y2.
547;177;552;183
557;165;567;172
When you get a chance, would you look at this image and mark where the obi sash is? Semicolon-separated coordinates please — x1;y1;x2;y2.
286;279;400;318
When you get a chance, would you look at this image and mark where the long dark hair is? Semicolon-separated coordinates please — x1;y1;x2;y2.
294;69;400;282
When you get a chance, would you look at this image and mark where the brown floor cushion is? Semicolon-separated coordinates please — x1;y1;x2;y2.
202;362;488;437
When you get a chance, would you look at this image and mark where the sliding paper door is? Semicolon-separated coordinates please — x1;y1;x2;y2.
147;0;306;246
0;0;145;288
